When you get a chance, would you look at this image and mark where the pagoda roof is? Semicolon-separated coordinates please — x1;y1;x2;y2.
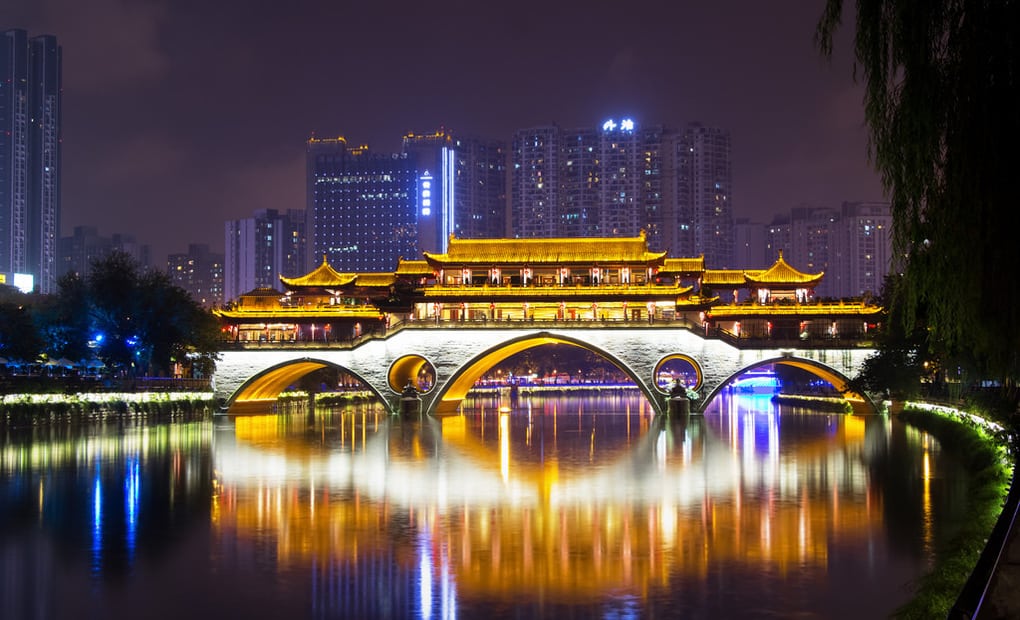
423;233;667;266
660;257;705;273
240;286;285;298
353;273;398;287
745;252;823;287
702;270;751;286
395;260;433;276
280;255;354;288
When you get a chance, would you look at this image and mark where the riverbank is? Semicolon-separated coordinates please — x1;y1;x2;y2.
892;404;1012;619
1;391;217;427
772;393;852;413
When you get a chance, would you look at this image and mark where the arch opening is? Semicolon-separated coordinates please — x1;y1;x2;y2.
653;354;703;392
700;356;877;414
226;358;389;414
430;331;662;415
388;355;437;394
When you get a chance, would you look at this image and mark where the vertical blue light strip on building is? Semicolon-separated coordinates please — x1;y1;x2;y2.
441;147;455;253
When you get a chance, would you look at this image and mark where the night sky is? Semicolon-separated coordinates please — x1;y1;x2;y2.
2;0;884;264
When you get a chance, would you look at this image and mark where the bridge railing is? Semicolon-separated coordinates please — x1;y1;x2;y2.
711;327;877;350
216;317;876;351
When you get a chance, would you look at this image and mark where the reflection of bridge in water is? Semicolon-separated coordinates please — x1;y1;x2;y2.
212;405;886;606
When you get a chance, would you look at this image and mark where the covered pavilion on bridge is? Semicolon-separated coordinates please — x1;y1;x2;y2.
213;234;881;343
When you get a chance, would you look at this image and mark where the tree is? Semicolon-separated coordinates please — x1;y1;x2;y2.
33;272;92;362
817;0;1020;404
0;284;42;362
85;252;219;376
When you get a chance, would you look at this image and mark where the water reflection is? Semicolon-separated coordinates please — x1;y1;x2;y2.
0;394;970;619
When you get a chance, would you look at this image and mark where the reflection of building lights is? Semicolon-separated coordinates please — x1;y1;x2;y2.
500;412;510;484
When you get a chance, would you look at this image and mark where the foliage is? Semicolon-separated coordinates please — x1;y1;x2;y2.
32;273;92;361
851;274;931;398
0;284;42;361
892;406;1011;619
817;0;1020;402
84;252;220;376
2;252;219;377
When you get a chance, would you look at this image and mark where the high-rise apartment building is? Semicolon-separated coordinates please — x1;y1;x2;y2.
224;208;306;303
769;205;839;297
168;243;224;308
306;136;417;274
510;119;733;264
452;136;507;239
511;126;560;238
759;201;892;299
598;119;642;237
58;226;151;279
558;126;599;239
831;201;893;298
733;218;766;268
1;29;61;293
674;124;733;268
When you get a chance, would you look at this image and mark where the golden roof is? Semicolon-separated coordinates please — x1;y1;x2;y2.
395;260;433;276
423;233;667;265
745;252;823;286
279;255;354;288
660;257;705;273
702;270;751;286
707;302;883;318
352;273;397;287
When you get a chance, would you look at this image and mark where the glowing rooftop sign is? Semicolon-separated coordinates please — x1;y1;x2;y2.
601;118;635;133
419;171;433;217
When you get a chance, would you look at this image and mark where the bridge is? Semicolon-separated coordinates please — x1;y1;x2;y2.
212;321;877;416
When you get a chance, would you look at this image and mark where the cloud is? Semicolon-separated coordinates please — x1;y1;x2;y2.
8;0;170;93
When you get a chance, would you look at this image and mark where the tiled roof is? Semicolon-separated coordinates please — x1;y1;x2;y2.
279;255;354;288
395;260;433;275
702;270;752;286
660;257;705;273
745;252;823;286
424;233;667;265
352;273;397;287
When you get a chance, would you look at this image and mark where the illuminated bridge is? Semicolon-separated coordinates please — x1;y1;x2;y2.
212;234;880;415
212;325;877;415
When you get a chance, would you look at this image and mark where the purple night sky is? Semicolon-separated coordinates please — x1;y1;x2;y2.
2;0;884;264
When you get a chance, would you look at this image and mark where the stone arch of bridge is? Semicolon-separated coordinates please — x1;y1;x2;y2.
225;357;389;414
700;355;878;413
427;331;664;416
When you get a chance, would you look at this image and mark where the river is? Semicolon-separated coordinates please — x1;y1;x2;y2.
0;391;970;619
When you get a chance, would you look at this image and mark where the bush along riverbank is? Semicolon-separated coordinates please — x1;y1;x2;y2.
894;404;1012;619
1;392;217;427
277;390;380;407
772;393;852;413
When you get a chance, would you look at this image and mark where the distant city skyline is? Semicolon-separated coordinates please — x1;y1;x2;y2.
2;0;885;267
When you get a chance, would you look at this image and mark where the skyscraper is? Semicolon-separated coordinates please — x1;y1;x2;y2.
224;208;306;303
558;126;600;238
673;123;733;268
510;119;733;262
306;136;417;274
1;29;61;293
401;129;455;254
452;135;507;239
511;126;560;238
831;201;893;298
